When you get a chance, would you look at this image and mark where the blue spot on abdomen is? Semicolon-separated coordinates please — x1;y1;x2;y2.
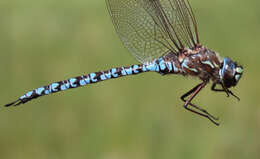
51;83;59;91
159;60;166;70
69;78;77;87
90;73;97;83
104;71;111;79
133;65;139;73
26;91;33;97
80;77;87;85
35;87;45;95
111;68;118;78
61;84;67;91
100;73;107;80
125;67;133;75
121;68;127;76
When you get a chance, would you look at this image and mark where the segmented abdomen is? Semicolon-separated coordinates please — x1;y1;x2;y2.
5;57;181;107
6;64;144;106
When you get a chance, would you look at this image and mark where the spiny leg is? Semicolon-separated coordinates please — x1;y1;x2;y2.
211;83;240;101
181;82;218;120
181;82;219;126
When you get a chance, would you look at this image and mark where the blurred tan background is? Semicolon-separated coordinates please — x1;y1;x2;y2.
0;0;259;159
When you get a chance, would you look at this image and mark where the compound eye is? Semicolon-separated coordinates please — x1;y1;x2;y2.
236;67;243;74
221;58;237;88
234;66;243;83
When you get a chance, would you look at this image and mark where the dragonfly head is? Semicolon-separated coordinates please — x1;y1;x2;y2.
219;58;243;88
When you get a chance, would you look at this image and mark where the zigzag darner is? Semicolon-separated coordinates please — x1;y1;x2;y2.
5;0;243;125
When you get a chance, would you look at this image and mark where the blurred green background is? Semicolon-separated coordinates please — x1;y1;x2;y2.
0;0;259;159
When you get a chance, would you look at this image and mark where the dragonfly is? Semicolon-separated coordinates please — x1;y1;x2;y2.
5;0;243;125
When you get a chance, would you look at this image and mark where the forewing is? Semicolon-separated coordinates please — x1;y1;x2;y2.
106;0;199;64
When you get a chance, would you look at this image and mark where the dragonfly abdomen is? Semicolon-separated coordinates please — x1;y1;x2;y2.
5;61;180;107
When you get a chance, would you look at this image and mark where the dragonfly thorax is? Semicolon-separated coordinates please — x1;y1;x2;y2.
219;58;243;88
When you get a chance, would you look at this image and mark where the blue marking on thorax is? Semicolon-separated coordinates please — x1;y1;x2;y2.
111;68;118;78
182;59;188;68
100;73;107;80
90;73;97;83
69;78;77;87
26;91;33;97
125;67;133;75
36;87;45;95
121;67;127;76
104;71;111;79
219;69;223;80
51;83;59;91
133;65;139;73
189;68;198;72
197;53;203;58
202;60;214;68
182;59;198;73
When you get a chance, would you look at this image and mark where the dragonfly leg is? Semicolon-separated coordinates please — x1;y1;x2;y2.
211;83;229;97
181;82;220;126
211;83;240;101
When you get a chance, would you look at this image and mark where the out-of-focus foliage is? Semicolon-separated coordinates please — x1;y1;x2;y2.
0;0;259;159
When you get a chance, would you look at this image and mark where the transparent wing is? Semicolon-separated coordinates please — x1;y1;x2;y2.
106;0;199;64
